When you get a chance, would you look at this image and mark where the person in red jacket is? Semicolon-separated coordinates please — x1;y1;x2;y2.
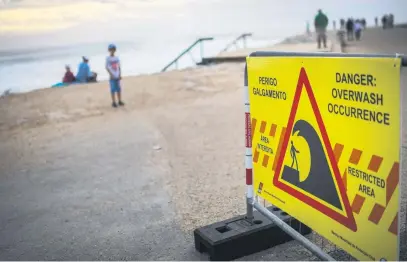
63;65;76;83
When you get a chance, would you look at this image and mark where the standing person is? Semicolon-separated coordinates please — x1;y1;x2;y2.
382;15;387;29
336;19;346;50
354;20;363;41
375;17;378;27
333;20;336;30
340;18;345;28
346;18;354;41
388;14;394;28
314;9;329;49
361;18;366;29
106;44;124;108
306;21;311;36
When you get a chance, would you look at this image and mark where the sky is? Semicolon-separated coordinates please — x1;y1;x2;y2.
0;0;406;50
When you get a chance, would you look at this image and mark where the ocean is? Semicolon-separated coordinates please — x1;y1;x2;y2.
0;0;406;93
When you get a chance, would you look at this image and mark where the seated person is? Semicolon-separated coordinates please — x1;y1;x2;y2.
87;70;98;83
76;56;98;83
76;56;90;83
62;65;76;83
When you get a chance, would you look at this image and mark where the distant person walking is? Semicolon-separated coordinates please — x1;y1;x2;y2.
382;15;387;29
375;17;378;27
314;9;329;49
106;44;124;108
333;20;336;30
346;18;354;41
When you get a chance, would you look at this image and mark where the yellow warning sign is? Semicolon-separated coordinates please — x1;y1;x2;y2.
247;56;401;261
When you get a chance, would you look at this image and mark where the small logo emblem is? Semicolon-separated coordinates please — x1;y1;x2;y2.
258;182;264;194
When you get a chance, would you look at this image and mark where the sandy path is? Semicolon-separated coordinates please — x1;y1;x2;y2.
0;63;254;260
150;87;246;231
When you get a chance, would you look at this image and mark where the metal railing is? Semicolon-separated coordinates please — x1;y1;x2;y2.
161;37;214;72
219;33;252;53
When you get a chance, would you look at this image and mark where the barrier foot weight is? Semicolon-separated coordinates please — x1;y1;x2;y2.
193;207;312;261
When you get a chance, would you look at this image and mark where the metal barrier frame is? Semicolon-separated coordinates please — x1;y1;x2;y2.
243;51;407;261
161;37;214;72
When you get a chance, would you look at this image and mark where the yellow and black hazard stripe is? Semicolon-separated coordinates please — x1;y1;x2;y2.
251;117;400;235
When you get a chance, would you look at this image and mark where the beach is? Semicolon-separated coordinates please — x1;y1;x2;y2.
1;23;407;261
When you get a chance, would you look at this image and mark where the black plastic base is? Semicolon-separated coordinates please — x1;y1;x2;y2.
194;206;312;261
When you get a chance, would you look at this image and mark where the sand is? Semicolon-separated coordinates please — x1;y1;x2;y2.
0;60;247;227
1;28;407;260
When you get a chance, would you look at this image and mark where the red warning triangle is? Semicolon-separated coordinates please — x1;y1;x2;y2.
273;67;357;232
